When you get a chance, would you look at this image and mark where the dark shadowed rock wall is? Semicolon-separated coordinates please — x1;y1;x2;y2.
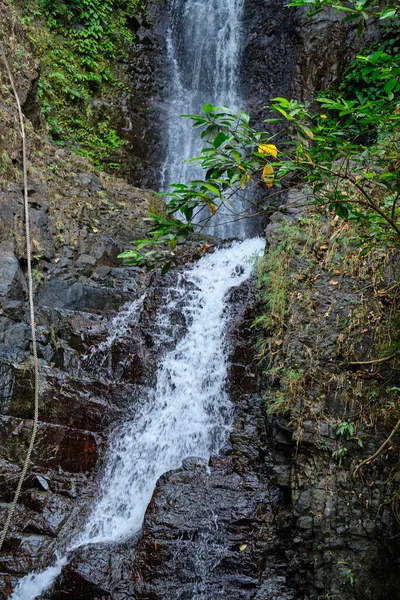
241;0;379;124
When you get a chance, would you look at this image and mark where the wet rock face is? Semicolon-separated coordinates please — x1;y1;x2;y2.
0;152;206;596
261;192;400;599
132;283;275;600
117;2;169;188
241;0;301;121
241;0;378;124
0;150;220;596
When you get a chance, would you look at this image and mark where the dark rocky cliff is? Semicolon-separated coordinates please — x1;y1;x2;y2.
260;193;400;599
0;1;399;599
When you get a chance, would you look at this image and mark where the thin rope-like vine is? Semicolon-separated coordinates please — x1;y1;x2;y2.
0;42;40;551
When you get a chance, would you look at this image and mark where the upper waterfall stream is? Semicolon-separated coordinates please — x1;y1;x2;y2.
11;238;264;600
161;0;250;238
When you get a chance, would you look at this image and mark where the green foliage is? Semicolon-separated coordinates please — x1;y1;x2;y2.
332;420;364;448
1;151;10;175
119;1;399;274
128;88;400;271
254;222;299;335
21;0;146;167
332;447;348;467
340;20;400;105
332;421;355;439
287;0;399;34
338;561;354;586
118;214;193;274
264;391;291;415
263;367;304;414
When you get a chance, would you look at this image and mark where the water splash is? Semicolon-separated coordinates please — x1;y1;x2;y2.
11;238;264;600
80;238;264;543
82;293;146;370
10;556;67;600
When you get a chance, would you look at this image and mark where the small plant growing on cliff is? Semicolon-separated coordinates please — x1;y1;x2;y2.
332;420;364;448
338;561;354;586
332;447;348;467
1;150;10;174
332;421;354;439
264;391;291;415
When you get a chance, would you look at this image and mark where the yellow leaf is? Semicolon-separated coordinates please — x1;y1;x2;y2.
257;144;278;158
207;202;217;215
262;164;274;188
320;114;328;119
304;153;314;165
238;165;246;171
240;173;251;190
239;544;247;551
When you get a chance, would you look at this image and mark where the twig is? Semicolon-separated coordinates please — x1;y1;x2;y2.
341;351;399;367
353;417;400;480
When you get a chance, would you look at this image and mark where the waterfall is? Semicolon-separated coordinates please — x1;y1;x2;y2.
9;4;264;597
11;238;264;600
161;0;251;238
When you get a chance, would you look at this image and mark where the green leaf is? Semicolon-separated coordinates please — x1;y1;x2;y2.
384;78;398;94
202;103;214;114
342;13;361;22
161;263;171;276
272;105;294;120
336;203;349;219
240;173;251;189
117;250;139;258
380;8;396;19
298;124;314;139
270;97;291;107
202;182;221;195
213;131;230;148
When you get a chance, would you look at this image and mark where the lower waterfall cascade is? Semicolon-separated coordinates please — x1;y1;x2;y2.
11;237;265;600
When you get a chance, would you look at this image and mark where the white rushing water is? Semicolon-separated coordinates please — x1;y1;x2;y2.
161;0;250;238
11;238;264;600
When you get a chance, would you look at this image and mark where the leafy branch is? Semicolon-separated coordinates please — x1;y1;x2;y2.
287;0;399;34
119;90;400;271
